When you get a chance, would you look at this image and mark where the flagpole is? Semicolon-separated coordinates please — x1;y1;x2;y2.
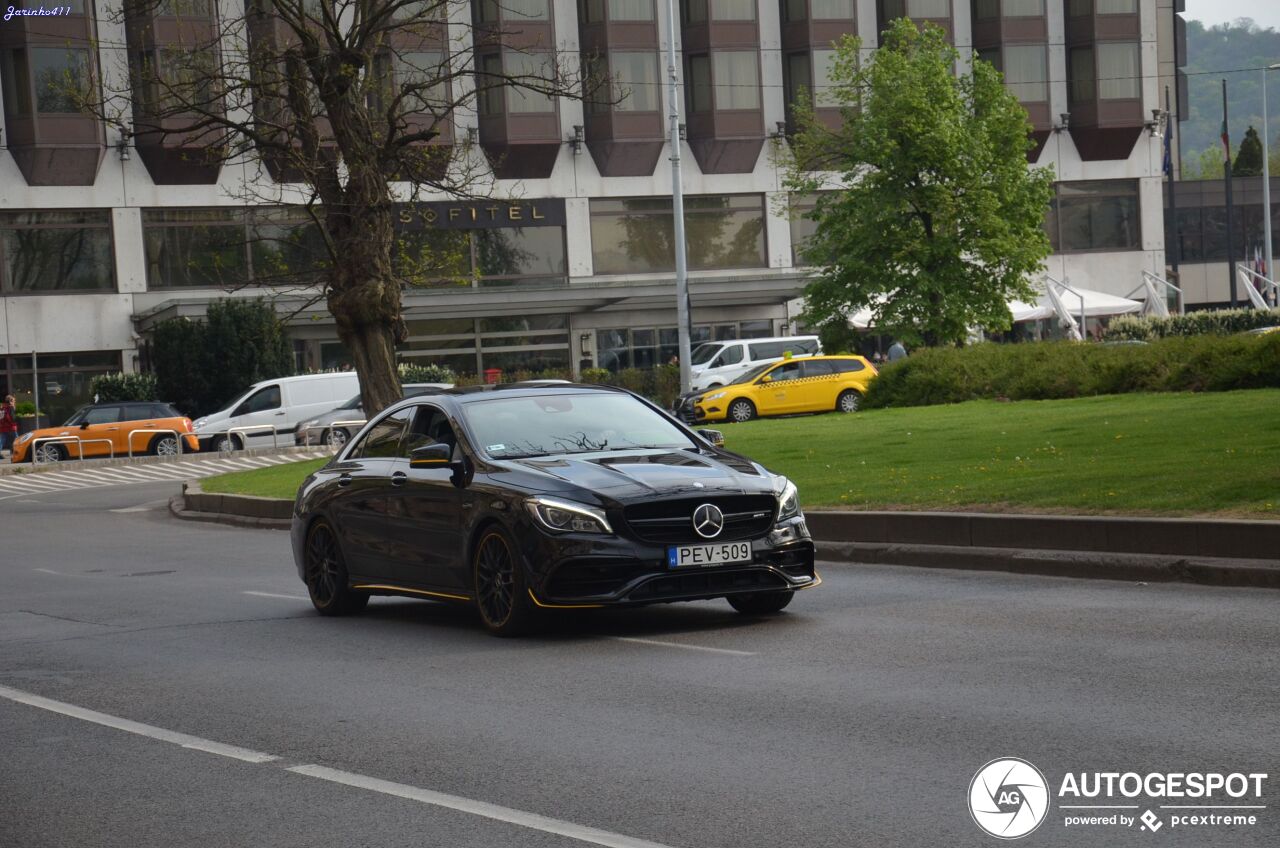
1223;79;1237;309
1263;64;1276;300
1166;86;1179;291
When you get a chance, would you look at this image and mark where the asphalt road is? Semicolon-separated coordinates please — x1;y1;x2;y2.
0;481;1276;848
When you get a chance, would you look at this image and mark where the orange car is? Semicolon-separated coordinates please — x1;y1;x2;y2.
11;401;199;464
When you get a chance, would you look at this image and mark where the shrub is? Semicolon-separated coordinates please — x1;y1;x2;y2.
89;372;159;403
398;361;457;384
15;402;36;417
1105;308;1280;341
863;333;1280;408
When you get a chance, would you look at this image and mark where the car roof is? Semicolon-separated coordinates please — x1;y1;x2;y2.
381;381;627;411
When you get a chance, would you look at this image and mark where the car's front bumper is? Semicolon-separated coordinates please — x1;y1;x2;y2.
522;519;817;607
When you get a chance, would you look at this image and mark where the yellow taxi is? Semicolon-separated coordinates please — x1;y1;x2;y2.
692;355;878;423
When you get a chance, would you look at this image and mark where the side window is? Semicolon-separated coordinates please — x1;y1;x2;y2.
122;403;158;421
716;344;744;366
236;385;281;415
802;360;837;377
403;405;459;459
83;407;121;425
748;341;787;360
794;339;819;355
769;362;803;382
352;408;411;459
833;358;865;373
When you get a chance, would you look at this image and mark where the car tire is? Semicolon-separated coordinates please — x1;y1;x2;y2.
33;443;66;464
728;399;756;423
727;590;794;615
150;434;180;456
213;434;240;452
303;521;369;617
473;524;538;637
837;390;862;414
324;428;349;448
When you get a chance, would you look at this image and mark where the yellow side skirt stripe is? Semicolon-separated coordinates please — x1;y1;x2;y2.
352;584;471;602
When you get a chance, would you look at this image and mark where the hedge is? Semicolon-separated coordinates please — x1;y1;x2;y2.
89;372;159;403
398;362;457;384
1105;307;1280;341
863;332;1280;409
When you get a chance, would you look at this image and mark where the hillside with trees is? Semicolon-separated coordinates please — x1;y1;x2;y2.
1180;18;1280;178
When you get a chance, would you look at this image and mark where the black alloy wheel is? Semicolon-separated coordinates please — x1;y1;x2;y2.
727;590;794;615
304;521;369;616
837;390;862;414
728;399;756;423
473;526;536;636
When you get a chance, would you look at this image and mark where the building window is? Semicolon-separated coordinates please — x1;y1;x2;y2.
403;316;570;377
1004;44;1047;103
505;51;556;113
1097;42;1140;100
599;321;772;371
1004;0;1044;14
610;0;654;19
478;53;505;115
133;47;218;114
371;50;447;113
3;48;94;116
683;0;707;22
1068;47;1094;103
610;52;661;112
2;351;122;427
789;193;825;266
783;0;807;21
906;0;948;17
713;51;760;110
713;0;756;20
973;0;998;19
1048;181;1140;253
1097;0;1136;13
475;228;567;286
143;209;249;288
687;54;712;112
590;195;767;274
811;0;854;18
478;0;550;22
0;212;115;293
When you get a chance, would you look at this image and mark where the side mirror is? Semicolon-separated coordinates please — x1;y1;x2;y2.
80;422;91;429
758;375;773;384
410;443;452;468
699;429;725;448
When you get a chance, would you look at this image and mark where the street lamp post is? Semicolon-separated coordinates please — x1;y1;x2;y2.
665;0;692;393
1264;63;1280;295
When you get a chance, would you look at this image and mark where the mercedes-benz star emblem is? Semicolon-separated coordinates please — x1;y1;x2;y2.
692;503;725;539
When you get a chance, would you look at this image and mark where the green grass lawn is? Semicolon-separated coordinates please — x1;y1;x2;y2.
200;390;1280;518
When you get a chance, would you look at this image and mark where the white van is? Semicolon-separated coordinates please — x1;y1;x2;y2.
688;335;822;392
193;373;361;451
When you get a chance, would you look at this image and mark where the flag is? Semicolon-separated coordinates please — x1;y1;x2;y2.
1162;113;1173;178
1222;117;1231;165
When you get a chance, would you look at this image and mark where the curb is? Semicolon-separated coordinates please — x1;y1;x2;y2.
171;480;293;530
168;496;292;530
818;542;1280;590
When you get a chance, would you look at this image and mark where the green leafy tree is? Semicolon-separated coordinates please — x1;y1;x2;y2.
1234;126;1264;176
149;298;294;416
784;21;1056;346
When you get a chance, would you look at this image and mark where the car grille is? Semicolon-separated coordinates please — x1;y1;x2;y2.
622;495;777;544
545;559;655;600
625;567;788;602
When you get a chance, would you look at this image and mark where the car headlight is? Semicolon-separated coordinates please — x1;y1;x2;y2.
703;391;726;401
525;496;613;535
298;419;319;432
16;432;32;445
193;418;208;430
776;478;802;521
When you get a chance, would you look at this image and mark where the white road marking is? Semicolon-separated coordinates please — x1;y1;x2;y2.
0;684;278;764
109;500;170;513
287;764;679;848
33;568;63;575
0;684;679;848
242;590;309;601
609;636;756;657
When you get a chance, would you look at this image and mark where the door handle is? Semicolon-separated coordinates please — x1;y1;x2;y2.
338;473;353;487
391;471;407;487
274;411;286;416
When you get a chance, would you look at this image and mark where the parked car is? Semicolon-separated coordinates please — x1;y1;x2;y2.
295;382;453;448
291;383;817;635
10;402;198;464
691;355;878;423
689;335;821;393
1243;325;1280;335
193;373;361;452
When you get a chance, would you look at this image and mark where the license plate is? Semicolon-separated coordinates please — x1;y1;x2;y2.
667;541;753;569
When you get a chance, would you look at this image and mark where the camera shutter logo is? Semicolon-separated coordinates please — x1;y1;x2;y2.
968;758;1050;839
692;504;724;539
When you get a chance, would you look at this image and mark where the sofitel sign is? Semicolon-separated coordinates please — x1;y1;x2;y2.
396;199;566;230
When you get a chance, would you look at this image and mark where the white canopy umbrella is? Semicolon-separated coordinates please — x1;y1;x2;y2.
844;283;1141;332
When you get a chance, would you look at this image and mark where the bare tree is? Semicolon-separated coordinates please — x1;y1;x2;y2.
100;0;594;413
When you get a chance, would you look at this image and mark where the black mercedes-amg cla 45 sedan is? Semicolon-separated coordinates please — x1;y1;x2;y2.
290;383;818;635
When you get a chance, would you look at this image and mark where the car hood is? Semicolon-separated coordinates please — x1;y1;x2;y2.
492;448;774;504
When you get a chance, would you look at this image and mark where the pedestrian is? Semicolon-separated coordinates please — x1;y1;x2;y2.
887;340;907;362
0;395;17;458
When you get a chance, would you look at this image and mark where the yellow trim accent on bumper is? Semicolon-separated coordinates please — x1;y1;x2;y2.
794;571;822;590
352;584;471;602
526;588;604;609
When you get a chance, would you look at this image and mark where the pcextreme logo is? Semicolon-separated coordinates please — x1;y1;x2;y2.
968;760;1269;839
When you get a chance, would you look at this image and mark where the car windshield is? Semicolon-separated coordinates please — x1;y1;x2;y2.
338;395;362;410
690;343;723;366
462;393;696;459
729;363;776;385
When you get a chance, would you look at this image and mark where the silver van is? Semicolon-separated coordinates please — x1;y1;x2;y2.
193;373;361;451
